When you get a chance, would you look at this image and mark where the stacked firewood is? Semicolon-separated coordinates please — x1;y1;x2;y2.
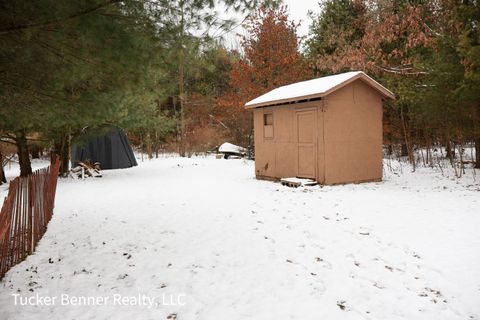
70;161;102;179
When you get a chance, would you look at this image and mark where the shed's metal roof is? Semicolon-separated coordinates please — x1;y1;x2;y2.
245;71;395;109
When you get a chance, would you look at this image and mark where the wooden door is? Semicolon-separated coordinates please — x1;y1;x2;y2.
296;109;316;179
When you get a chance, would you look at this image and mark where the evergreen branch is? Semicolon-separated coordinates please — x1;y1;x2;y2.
0;136;17;145
373;64;428;76
34;36;98;68
0;0;123;35
212;15;249;40
423;22;443;37
1;80;76;103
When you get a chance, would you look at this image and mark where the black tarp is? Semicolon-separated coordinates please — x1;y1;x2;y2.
71;126;137;170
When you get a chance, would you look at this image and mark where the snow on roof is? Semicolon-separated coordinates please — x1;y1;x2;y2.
245;71;395;109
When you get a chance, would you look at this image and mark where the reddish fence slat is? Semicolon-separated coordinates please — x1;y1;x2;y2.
0;156;61;279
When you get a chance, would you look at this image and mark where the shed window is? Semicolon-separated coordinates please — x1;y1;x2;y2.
264;113;273;125
263;112;274;138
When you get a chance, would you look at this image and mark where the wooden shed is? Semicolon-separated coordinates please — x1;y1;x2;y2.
245;71;395;185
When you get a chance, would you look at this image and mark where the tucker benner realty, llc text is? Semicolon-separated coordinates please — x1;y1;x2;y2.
11;293;186;308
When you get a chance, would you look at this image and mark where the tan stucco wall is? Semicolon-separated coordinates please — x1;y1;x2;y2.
252;79;383;185
253;105;296;179
254;102;321;180
322;80;383;184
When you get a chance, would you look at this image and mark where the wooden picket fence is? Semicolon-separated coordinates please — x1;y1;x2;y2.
0;156;61;279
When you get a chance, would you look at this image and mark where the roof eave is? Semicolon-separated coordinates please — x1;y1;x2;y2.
245;92;325;109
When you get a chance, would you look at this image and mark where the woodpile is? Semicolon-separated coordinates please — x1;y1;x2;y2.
70;161;102;179
280;177;317;188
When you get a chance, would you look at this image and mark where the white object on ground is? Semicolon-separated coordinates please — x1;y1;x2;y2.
280;177;317;186
218;142;247;154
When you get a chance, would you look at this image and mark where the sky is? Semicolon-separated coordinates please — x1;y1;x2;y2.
282;0;321;39
222;0;322;49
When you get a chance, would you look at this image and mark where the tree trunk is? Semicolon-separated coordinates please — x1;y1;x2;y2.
16;130;32;177
178;4;186;157
154;130;159;158
399;104;413;166
385;132;393;156
445;139;455;165
179;61;186;157
400;144;408;157
0;150;6;184
386;144;393;156
474;103;480;169
0;166;5;184
30;144;42;159
475;138;480;169
60;137;70;175
53;132;70;176
140;134;144;162
146;132;153;159
445;139;452;159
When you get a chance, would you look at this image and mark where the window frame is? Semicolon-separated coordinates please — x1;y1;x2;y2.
263;112;274;139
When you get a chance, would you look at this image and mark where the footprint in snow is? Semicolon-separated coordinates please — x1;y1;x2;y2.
264;236;276;244
385;265;394;272
314;256;332;269
337;300;347;310
373;282;385;289
418;287;448;304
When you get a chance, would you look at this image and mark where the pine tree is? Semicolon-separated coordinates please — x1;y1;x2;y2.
306;0;366;74
0;0;163;175
146;0;278;156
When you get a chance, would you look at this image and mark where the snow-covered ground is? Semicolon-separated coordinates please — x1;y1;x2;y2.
0;156;479;320
0;159;51;199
